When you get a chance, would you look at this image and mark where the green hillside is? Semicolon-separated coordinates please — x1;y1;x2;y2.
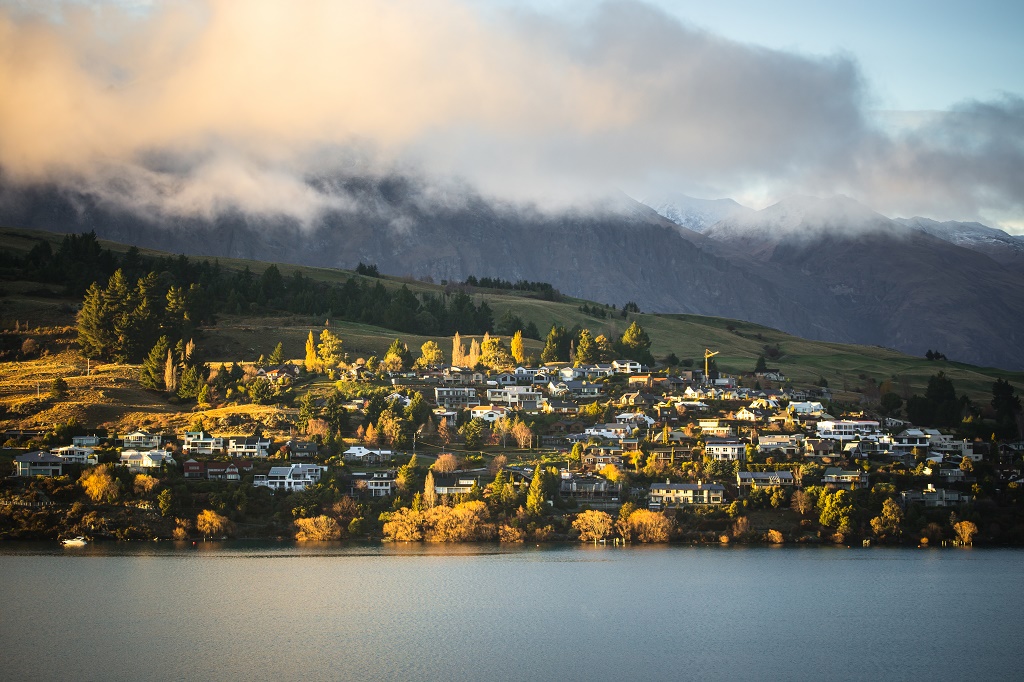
2;225;1021;405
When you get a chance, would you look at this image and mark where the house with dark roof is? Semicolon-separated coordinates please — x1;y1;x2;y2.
647;482;725;509
14;451;64;477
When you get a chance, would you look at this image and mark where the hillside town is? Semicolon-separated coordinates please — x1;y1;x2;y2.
4;327;1021;547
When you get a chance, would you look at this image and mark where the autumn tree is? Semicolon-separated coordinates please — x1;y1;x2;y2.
133;474;159;497
80;464;120;503
480;335;514;371
573;510;613;541
423;470;438;508
416;340;445;368
437;417;454;445
624;509;672;543
953;520;978;546
510;330;524;364
294;515;342;541
511;420;533;449
452;332;466;367
870;498;904;540
196;509;232;538
382;338;411;372
316;329;344;372
790;490;813;516
466;338;481;368
594;334;614;362
432;453;459;473
304;331;319;372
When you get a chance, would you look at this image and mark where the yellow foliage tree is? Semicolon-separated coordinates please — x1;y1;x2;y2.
196;509;232;538
573;510;614;542
133;474;159;496
510;330;524;365
80;464;120;503
294;515;342;541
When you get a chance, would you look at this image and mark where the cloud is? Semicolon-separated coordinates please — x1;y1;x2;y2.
0;0;1020;227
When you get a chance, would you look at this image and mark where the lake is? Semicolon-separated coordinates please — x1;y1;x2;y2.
1;542;1020;681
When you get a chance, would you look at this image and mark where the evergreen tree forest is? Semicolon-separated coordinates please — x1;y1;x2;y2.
3;232;498;359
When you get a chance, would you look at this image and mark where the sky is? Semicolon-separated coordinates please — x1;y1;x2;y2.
0;0;1022;231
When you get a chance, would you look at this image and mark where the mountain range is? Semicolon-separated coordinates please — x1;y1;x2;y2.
1;176;1022;370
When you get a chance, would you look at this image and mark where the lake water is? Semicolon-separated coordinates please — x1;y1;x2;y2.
1;542;1021;681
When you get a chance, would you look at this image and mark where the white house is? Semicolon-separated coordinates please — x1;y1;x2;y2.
254;463;325;492
350;470;397;497
121;430;162;450
50;445;96;466
486;386;544;411
612;360;642;374
182;431;225;455
704;438;746;461
72;435;101;447
120;449;175;471
757;434;804;457
585;424;631;440
737;470;796;490
469;405;511;423
788;401;825;415
648;482;725;508
817;420;881;443
823;467;869;490
227;435;272;458
615;412;655;427
342;446;394;465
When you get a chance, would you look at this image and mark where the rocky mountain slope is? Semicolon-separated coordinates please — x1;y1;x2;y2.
2;179;1022;369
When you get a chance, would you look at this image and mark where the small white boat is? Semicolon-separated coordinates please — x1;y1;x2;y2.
61;536;88;547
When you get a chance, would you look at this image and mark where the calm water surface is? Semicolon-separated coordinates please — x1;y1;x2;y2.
1;542;1020;681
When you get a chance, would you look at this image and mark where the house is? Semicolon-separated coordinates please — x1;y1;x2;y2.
822;467;869;490
431;470;489;495
349;470;397;497
559;472;622;500
205;460;250;481
227;435;272;458
385;392;412;408
183;458;207;480
804;438;836;459
757;434;804;457
924;466;966;484
704;438;746;462
583;446;624;469
50;445;96;466
585;424;631;440
486;386;544;411
120;430;162;450
647;482;725;509
612;360;643;374
547;381;602;400
342;446;394;465
254;463;326;492
615;412;655;428
442;368;485;386
257;364;300;384
434;386;480;409
544;400;580;415
734;407;766;422
281;439;319;459
628;374;669;390
558;366;585;382
120;449;175;471
788;401;825;416
72;435;101;447
817;420;881;442
618;391;659;409
469;405;511;423
900;484;971;508
14;451;64;477
491;372;519;386
182;431;224;455
433;408;460;425
737;470;796;491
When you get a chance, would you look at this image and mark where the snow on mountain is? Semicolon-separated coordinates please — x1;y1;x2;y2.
639;193;753;233
705;194;909;242
894;216;1024;268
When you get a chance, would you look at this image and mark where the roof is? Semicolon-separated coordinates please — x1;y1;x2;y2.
15;451;64;464
649;482;725;492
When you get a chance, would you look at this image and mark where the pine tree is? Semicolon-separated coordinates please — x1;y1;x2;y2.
526;465;546;516
510;330;524;365
423;470;438;508
269;342;285;366
77;282;112;359
575;328;597;365
139;336;170;390
541;325;569;363
619;321;653;364
317;329;344;371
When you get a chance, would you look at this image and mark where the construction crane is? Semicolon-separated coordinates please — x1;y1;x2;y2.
704;348;719;384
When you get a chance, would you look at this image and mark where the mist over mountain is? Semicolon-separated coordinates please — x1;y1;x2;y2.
2;177;1023;370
